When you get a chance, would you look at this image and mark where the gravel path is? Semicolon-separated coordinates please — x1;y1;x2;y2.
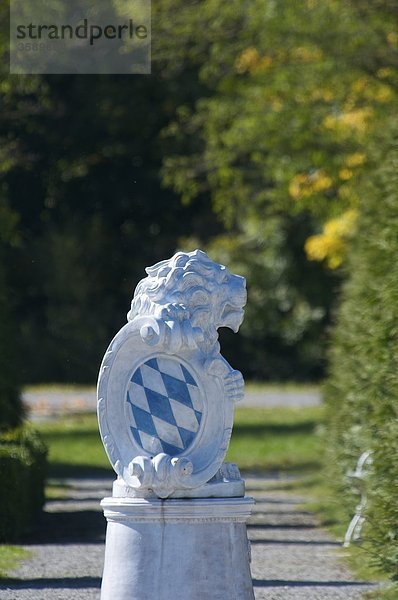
23;386;321;421
246;476;377;599
0;474;377;600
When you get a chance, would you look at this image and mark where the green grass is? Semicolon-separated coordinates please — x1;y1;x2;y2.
34;406;324;477
24;384;96;393
244;381;320;393
228;406;324;471
0;546;31;578
24;381;320;395
36;413;111;478
365;586;398;599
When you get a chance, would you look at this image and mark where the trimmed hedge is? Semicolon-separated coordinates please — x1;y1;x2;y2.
324;122;398;580
0;427;47;542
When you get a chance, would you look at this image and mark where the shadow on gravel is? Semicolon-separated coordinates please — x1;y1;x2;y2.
233;421;318;436
252;510;314;516
24;510;106;545
0;576;101;589
47;463;113;479
247;523;317;530
249;496;303;505
249;538;341;546
253;578;373;588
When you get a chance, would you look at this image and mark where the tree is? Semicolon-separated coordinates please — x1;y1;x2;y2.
154;0;398;379
0;4;220;382
159;0;397;264
0;200;24;429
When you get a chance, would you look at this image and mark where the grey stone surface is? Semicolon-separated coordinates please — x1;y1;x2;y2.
0;474;378;599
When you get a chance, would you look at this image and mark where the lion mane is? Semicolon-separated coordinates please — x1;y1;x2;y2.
127;249;246;354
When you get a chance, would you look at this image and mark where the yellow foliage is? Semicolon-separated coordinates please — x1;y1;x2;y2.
339;168;353;181
345;152;365;168
259;55;273;70
351;77;368;94
235;47;260;74
387;32;398;46
291;46;323;62
305;209;357;269
289;170;333;200
375;85;393;103
235;48;272;74
377;67;393;79
323;108;373;135
312;88;334;102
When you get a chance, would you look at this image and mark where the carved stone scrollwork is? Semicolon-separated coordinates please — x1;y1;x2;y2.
125;454;193;499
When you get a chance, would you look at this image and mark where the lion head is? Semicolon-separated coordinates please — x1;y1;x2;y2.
127;249;246;354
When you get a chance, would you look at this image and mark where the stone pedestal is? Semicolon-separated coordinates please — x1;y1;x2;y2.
100;496;255;600
98;251;255;599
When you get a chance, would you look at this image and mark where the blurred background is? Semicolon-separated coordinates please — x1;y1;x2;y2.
1;0;398;592
4;0;396;387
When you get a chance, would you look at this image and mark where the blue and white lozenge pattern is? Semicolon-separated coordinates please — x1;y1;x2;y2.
126;357;203;456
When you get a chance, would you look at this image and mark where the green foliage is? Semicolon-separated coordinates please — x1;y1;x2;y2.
324;121;398;580
0;427;47;542
0;33;219;382
158;0;397;378
160;0;398;222
192;214;335;380
0;257;24;430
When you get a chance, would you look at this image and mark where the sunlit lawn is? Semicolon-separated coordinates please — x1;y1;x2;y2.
228;406;324;471
34;406;324;477
0;546;31;578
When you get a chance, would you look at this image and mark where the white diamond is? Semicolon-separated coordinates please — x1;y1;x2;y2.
152;415;184;449
156;357;185;381
128;382;151;413
138;430;163;454
188;384;203;412
140;364;167;396
169;398;199;433
126;404;137;428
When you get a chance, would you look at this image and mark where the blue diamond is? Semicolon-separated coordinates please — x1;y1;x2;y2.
178;426;195;449
131;368;143;386
131;404;157;437
181;365;197;386
126;390;134;406
145;358;159;371
145;388;177;426
130;427;142;447
159;439;184;457
161;373;193;408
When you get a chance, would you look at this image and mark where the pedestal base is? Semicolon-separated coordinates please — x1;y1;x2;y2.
101;496;255;600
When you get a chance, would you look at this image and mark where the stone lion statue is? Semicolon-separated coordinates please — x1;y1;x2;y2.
127;249;247;357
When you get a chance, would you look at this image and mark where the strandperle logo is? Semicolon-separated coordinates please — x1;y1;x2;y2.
10;0;151;74
15;19;148;47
